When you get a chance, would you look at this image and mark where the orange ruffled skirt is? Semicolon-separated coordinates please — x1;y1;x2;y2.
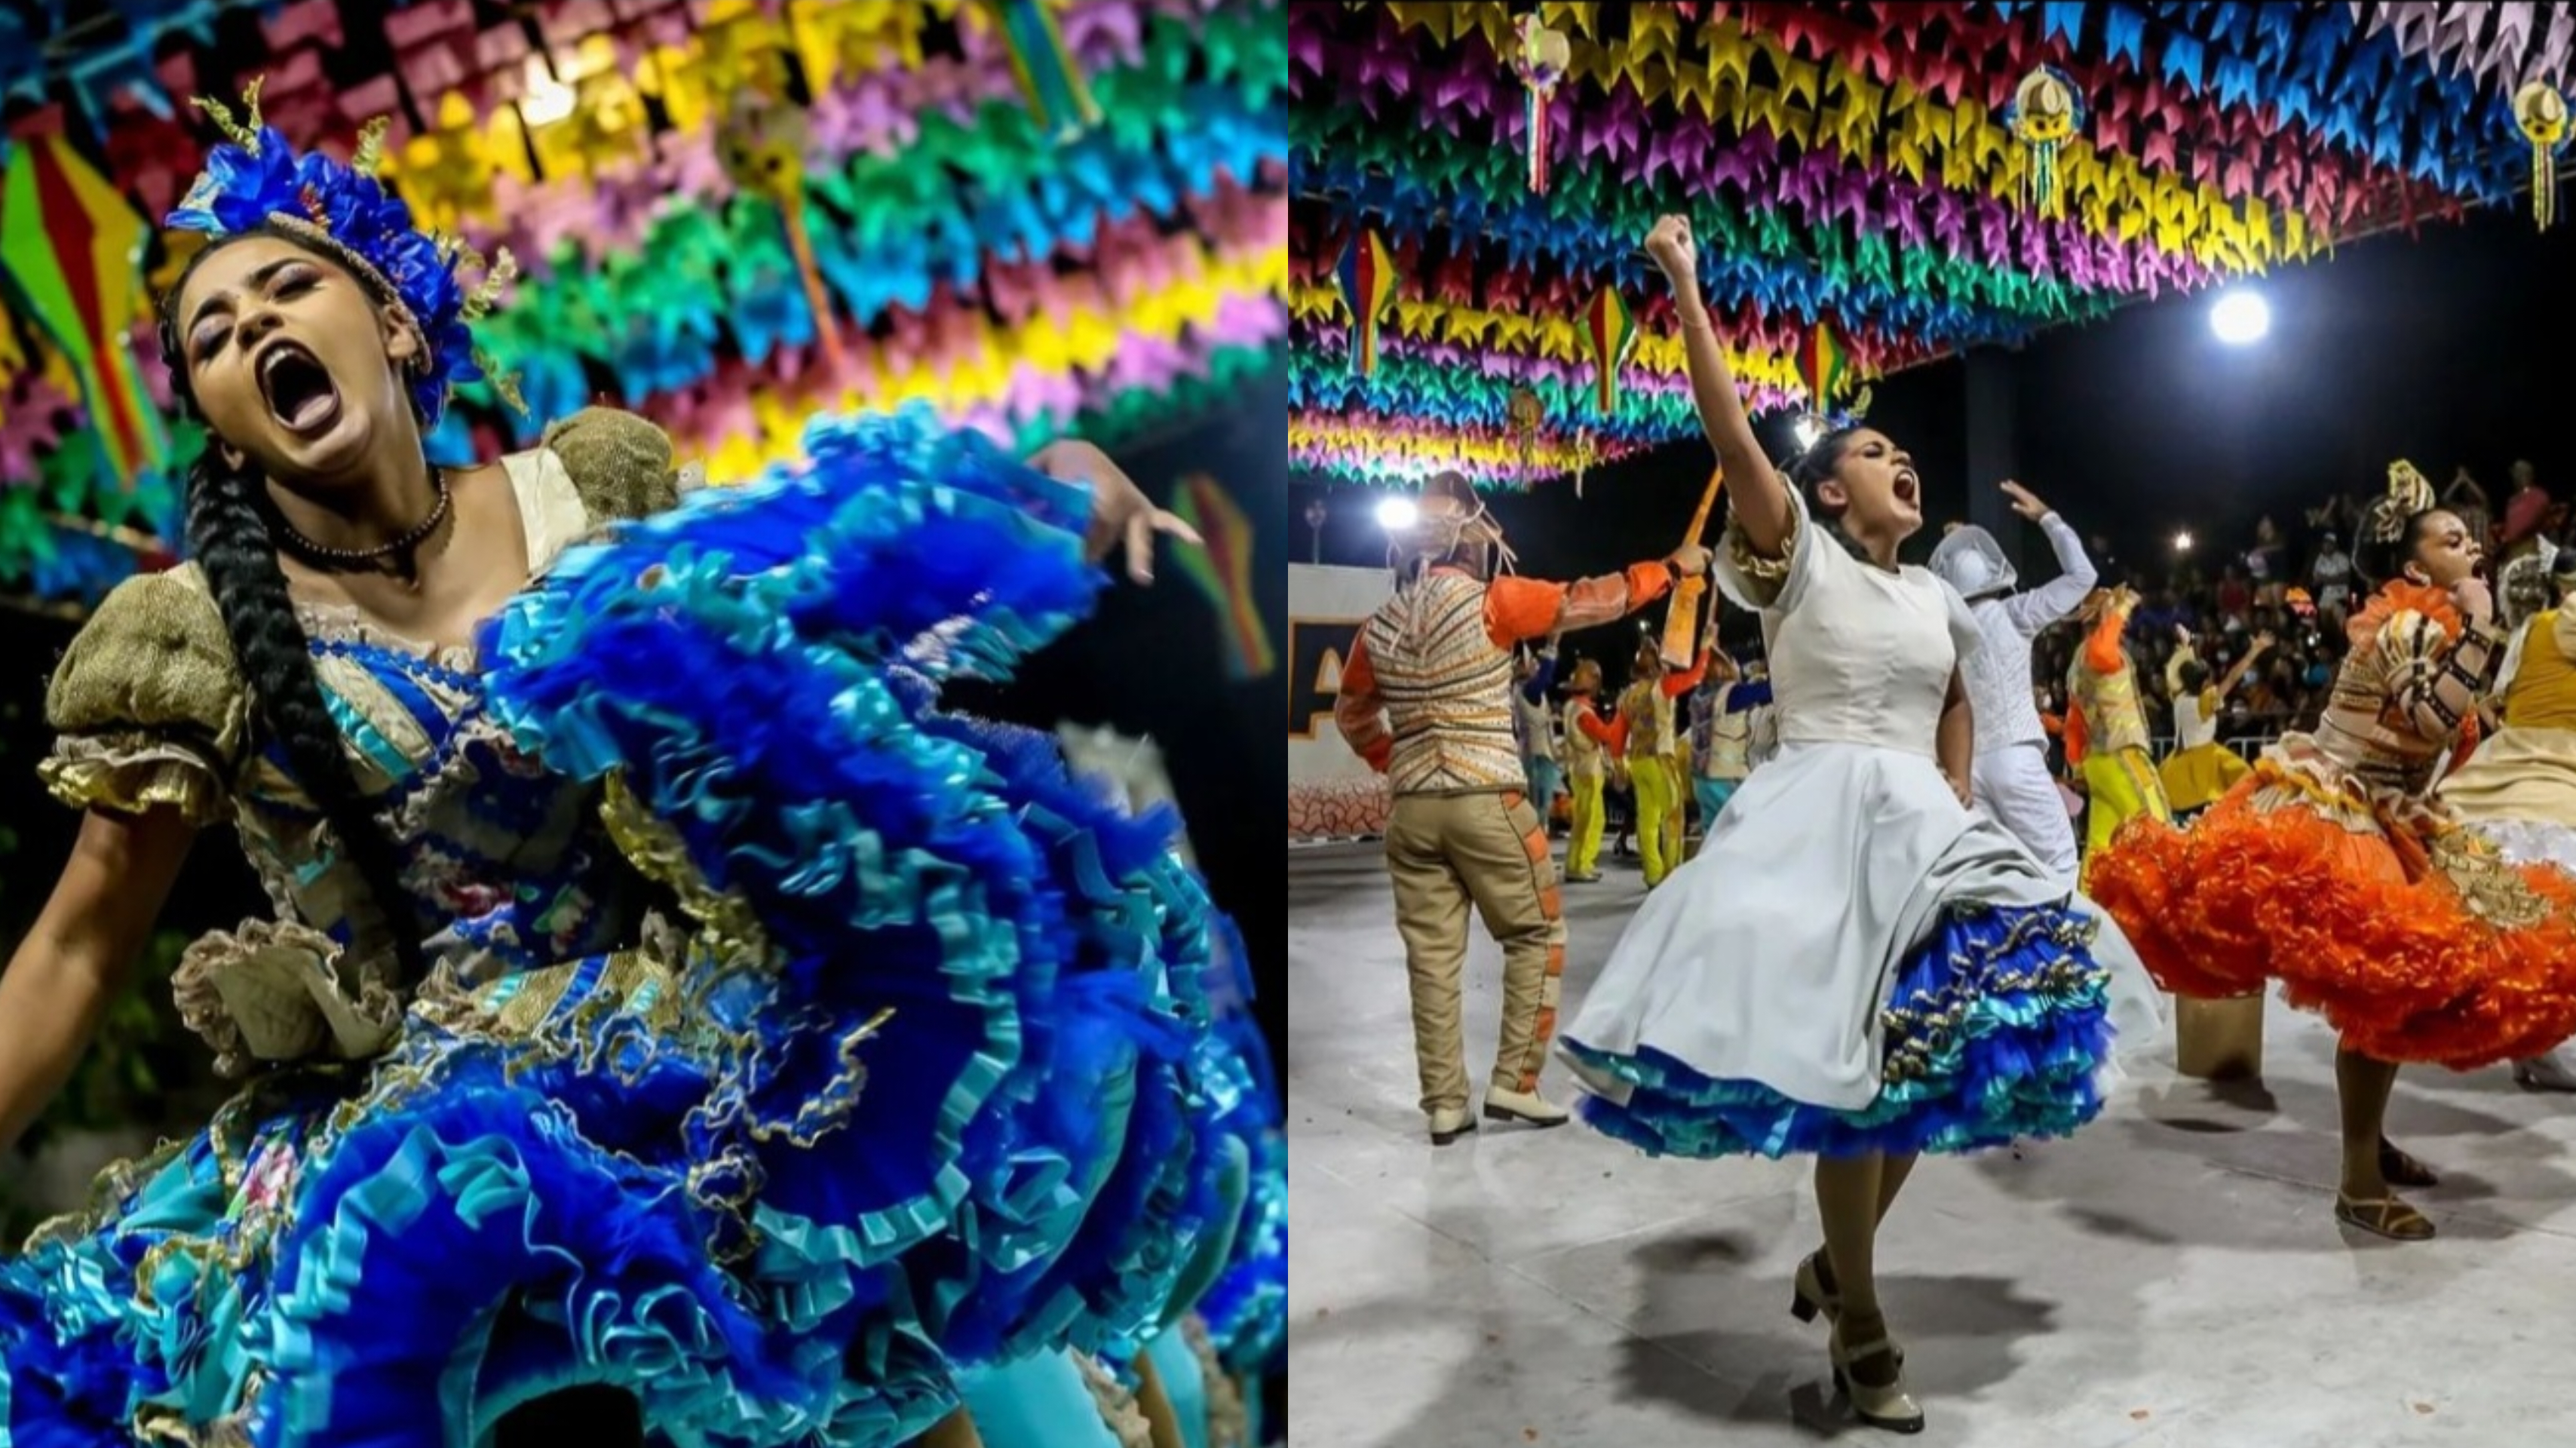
2089;752;2576;1068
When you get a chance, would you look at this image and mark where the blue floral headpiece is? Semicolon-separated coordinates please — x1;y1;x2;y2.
167;79;523;421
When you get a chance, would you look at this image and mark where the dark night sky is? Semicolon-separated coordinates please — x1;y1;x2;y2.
1294;206;2576;673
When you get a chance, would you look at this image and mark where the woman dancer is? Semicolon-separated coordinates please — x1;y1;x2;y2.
0;94;1234;1444
2092;462;2576;1241
1559;216;2157;1434
2440;548;2576;1091
2159;627;2271;821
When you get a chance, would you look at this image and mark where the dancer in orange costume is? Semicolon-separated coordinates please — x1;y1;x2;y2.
2090;462;2576;1242
1333;474;1707;1143
2063;586;2171;882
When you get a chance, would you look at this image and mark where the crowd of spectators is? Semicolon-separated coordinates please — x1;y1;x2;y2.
2029;461;2560;769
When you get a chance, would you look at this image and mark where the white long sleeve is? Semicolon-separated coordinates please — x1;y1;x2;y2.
2001;512;2099;637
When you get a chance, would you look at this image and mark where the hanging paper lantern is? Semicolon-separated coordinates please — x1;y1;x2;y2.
0;132;169;492
2516;81;2570;229
2006;66;2086;217
1796;323;1851;418
1335;228;1398;376
1510;15;1572;195
1507;385;1542;468
976;0;1099;141
1582;287;1637;417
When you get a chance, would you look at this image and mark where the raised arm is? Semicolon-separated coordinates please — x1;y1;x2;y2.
2081;599;2130;676
2217;633;2274;699
1485;557;1697;648
1523;642;1560;702
2378;577;2506;741
1644;215;1792;558
1995;482;2099;634
2164;633;2197;698
0;806;196;1153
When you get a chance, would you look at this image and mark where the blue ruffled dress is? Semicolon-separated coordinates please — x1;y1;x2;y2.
1558;494;2162;1161
2;408;1235;1446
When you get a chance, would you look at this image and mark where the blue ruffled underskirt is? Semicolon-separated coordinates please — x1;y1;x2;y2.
0;410;1268;1447
1565;904;2116;1160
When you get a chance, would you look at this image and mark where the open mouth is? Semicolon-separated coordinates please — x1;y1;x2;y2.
1893;468;1921;508
257;339;342;438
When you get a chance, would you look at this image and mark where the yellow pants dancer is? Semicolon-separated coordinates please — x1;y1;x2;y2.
1566;772;1606;879
1627;756;1681;885
2080;746;2171;884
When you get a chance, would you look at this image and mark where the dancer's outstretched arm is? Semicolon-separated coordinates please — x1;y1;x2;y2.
0;807;195;1153
1997;481;2098;634
2217;634;2273;699
1643;215;1791;558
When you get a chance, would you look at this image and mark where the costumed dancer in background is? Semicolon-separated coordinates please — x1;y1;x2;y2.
2063;585;2172;882
1559;216;2158;1434
1332;475;1707;1144
1927;483;2098;884
1687;649;1758;854
0;93;1237;1447
2440;548;2576;1092
1561;659;1615;883
2160;627;2271;821
1514;642;1564;833
1606;637;1710;888
2092;462;2576;1241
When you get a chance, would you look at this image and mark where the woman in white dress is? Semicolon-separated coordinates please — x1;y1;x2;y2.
1559;216;2157;1435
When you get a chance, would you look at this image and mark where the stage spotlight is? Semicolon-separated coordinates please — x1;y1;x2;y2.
1375;496;1419;530
2173;530;2194;552
2210;290;2270;345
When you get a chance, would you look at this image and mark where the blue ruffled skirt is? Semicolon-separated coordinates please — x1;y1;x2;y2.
1562;904;2116;1159
0;410;1253;1446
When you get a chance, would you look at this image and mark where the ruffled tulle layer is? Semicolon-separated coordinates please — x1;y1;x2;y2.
2469;817;2576;873
0;410;1244;1447
2090;786;2576;1067
1562;905;2117;1160
480;407;1234;1365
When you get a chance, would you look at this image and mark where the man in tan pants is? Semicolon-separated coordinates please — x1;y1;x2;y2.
1336;473;1709;1143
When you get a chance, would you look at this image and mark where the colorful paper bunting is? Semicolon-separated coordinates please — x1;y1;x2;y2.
1290;2;2527;489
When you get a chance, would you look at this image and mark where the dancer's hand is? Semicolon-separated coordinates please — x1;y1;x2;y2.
1946;772;1973;808
2251;630;2277;654
1667;539;1713;576
2000;480;2050;520
1027;440;1204;584
1643;216;1700;296
2451;575;2495;622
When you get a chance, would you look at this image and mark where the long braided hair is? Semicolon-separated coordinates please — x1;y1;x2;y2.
158;225;427;985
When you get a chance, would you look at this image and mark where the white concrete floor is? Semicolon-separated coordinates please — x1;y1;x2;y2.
1288;841;2576;1447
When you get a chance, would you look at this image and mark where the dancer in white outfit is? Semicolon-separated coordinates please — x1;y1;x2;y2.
1928;490;2098;883
1559;216;2158;1436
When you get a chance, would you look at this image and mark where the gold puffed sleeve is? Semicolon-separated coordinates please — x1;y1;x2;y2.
40;566;249;827
541;406;682;524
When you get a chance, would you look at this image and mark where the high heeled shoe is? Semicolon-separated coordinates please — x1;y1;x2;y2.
1829;1321;1925;1435
1789;1251;1903;1368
